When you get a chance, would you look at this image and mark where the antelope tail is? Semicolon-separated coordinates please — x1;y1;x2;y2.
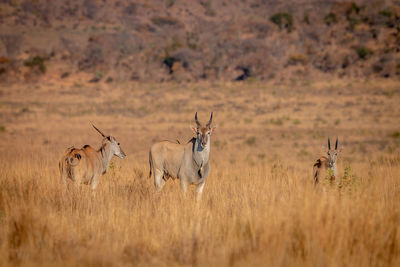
148;151;153;178
313;168;319;184
313;159;321;184
67;153;81;166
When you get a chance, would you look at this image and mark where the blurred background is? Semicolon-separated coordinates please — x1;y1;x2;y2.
1;0;400;83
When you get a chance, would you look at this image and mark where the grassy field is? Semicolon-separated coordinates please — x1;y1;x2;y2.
0;79;400;266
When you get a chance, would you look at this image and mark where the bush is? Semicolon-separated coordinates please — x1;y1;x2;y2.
292;119;301;125
356;46;373;60
391;131;400;138
288;54;308;65
89;70;104;83
94;70;104;80
348;18;358;30
379;10;392;18
378;10;395;28
270;13;294;32
268;118;284;126
24;56;46;73
324;12;338;26
351;2;361;14
303;13;310;24
338;166;360;191
151;16;183;28
163;55;176;74
244;136;256;146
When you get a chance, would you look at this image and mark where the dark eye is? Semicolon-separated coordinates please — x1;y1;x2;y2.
118;142;120;145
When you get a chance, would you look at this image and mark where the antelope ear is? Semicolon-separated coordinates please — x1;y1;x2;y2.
210;126;217;134
190;125;197;134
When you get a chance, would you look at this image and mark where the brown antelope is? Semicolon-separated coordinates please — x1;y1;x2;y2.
313;137;339;184
149;112;216;199
59;124;126;189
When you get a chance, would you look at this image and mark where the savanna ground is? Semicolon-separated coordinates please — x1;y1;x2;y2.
0;79;400;266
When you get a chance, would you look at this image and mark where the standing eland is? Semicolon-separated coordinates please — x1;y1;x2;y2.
59;124;126;189
313;137;340;184
149;112;216;199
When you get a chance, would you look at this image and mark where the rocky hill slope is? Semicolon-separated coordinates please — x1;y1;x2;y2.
1;0;400;83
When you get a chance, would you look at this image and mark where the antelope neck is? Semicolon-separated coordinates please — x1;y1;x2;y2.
99;142;114;173
193;137;210;168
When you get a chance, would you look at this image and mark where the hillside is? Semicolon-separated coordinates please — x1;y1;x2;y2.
1;0;400;83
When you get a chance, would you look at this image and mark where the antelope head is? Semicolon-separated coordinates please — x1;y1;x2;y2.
191;112;216;149
92;124;126;158
327;137;339;169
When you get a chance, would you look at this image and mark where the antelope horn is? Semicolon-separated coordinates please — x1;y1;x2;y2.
335;137;338;150
328;137;331;150
195;112;201;127
92;124;106;138
206;112;213;128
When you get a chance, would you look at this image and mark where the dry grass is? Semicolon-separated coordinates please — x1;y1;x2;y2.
0;79;400;266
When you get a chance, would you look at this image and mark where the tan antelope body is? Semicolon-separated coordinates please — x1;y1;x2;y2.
59;125;126;189
313;137;339;184
149;112;216;199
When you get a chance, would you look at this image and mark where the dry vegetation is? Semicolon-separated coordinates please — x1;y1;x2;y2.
0;79;400;266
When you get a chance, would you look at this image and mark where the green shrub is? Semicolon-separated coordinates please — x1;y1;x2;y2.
270;12;294;32
0;125;5;132
378;9;396;28
24;56;46;73
94;70;104;80
288;54;308;65
243;118;253;124
351;2;361;14
292;119;301;125
324;12;338;25
303;13;310;24
379;10;392;18
391;131;400;138
348;18;358;30
268;118;284;126
151;16;183;27
298;149;309;157
338;166;360;190
356;46;373;60
244;136;256;146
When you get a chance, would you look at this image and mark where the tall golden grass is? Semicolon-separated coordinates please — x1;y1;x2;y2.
0;80;399;266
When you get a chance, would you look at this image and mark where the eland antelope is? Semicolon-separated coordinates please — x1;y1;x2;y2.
59;124;126;189
149;112;216;199
313;137;340;184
